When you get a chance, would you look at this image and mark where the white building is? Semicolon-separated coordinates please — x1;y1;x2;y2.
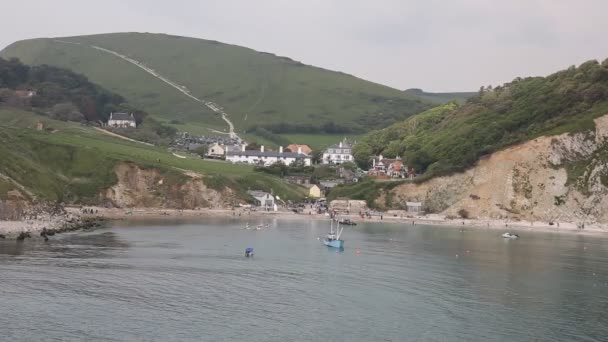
247;190;276;211
207;143;226;158
226;145;311;166
322;139;353;165
108;112;136;128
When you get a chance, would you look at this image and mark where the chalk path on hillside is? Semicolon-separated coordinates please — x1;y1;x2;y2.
53;40;241;142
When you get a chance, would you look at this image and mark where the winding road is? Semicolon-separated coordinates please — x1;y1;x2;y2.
54;40;241;142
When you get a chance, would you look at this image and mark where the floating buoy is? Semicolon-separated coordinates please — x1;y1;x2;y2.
455;254;459;258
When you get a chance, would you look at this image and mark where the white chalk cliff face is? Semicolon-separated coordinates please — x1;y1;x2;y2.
389;114;608;224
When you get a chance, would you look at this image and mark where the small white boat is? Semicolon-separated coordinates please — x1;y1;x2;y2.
502;232;520;239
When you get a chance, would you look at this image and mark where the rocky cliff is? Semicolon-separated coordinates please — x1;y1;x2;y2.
102;163;235;209
388;114;608;224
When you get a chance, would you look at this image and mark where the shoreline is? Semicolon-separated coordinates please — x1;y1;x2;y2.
69;207;608;236
0;212;104;240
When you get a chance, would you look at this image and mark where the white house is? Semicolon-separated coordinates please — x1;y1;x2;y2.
247;190;276;211
322;139;353;165
226;145;312;166
207;143;226;158
108;112;136;128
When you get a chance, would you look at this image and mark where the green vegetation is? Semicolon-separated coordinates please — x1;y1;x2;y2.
355;58;608;177
0;56;179;145
0;108;305;203
403;88;475;104
327;178;405;209
0;56;124;122
1;32;435;137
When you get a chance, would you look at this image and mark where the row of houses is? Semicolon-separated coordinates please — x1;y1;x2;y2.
225;145;312;166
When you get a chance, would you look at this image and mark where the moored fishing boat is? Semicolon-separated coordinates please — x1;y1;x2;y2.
323;220;344;248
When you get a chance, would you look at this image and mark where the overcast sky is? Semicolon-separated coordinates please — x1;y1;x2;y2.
1;0;607;91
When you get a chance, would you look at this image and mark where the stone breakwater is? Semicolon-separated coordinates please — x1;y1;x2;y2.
0;213;104;240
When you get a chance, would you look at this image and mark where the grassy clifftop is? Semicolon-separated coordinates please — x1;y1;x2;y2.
1;32;434;137
355;58;608;177
0;108;306;204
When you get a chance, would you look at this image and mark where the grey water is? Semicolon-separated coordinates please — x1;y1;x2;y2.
1;219;607;342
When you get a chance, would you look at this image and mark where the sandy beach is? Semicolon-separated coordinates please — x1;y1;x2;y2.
4;206;605;239
68;206;608;236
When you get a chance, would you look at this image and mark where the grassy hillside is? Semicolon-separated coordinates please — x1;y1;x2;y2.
0;107;306;203
403;88;475;104
1;32;434;138
355;58;608;177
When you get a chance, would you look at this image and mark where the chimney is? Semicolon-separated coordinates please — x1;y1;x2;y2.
261;145;265;152
241;144;246;152
279;146;283;153
298;147;302;154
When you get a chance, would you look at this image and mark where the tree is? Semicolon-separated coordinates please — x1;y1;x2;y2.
311;150;323;164
193;145;208;158
290;158;306;168
49;103;84;122
353;143;373;169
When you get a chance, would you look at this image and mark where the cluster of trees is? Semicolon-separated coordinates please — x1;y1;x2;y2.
0;57;125;122
354;58;608;177
0;57;178;145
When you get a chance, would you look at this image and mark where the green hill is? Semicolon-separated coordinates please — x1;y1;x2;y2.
1;32;435;142
354;58;608;177
403;88;475;104
0;108;306;204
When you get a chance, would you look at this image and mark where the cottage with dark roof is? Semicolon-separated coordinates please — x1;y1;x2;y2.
226;145;311;166
108;112;136;128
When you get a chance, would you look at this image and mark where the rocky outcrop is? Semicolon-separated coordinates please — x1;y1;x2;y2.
389;114;608;224
102;163;234;209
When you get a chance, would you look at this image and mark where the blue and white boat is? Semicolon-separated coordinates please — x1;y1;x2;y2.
323;220;344;248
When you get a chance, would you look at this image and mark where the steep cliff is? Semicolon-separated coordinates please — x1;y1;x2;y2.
102;163;235;209
388;114;608;224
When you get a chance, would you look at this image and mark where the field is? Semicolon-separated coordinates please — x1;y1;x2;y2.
278;134;360;150
0;108;306;202
1;32;435;139
403;88;476;104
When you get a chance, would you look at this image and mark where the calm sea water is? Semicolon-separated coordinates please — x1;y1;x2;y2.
1;218;607;342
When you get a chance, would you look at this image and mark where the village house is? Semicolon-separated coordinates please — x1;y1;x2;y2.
322;139;354;165
14;89;36;98
284;175;311;185
308;184;322;198
207;143;226;158
107;112;137;128
226;145;312;166
319;179;344;193
247;190;276;211
369;155;409;178
406;201;424;214
286;144;312;155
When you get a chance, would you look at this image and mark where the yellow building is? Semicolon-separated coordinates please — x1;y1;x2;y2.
309;185;322;198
